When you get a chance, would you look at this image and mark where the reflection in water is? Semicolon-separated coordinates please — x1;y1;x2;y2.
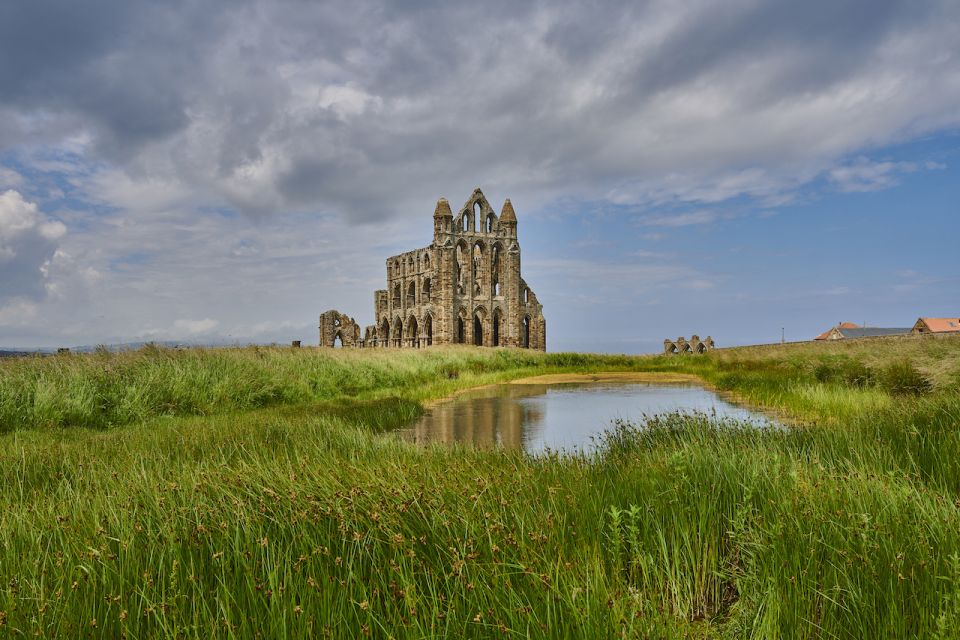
401;382;777;453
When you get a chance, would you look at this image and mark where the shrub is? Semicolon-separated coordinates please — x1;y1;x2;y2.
813;358;874;388
879;360;932;396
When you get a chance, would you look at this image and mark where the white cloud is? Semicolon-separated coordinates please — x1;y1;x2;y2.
174;318;219;334
0;190;67;304
0;167;22;189
639;210;719;227
828;156;945;193
0;299;38;326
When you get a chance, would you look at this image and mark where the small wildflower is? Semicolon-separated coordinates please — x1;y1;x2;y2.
359;600;369;611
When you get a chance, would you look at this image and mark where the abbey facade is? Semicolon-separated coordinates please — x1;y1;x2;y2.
319;188;545;350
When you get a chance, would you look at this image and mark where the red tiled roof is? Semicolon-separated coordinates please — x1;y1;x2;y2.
917;318;960;333
814;322;860;340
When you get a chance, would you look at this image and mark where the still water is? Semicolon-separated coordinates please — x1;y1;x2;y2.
401;381;777;453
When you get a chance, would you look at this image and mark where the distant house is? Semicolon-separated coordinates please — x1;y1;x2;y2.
814;322;911;341
912;317;960;334
814;322;860;340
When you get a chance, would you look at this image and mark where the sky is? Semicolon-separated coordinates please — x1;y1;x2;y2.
0;0;958;353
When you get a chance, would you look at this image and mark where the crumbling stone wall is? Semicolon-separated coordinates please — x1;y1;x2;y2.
318;310;361;347
320;188;546;350
663;335;715;355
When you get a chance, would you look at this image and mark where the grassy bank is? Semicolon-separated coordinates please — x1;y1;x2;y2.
1;338;959;637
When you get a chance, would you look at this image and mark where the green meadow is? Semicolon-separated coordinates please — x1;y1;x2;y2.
1;337;959;638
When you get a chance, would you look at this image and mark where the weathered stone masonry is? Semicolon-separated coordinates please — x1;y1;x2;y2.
319;188;546;350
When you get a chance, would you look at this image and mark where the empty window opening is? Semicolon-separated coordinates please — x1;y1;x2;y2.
425;315;433;346
492;312;501;347
407;281;416;305
473;203;481;231
393;319;403;347
455;243;466;294
407;317;419;349
486;214;494;233
474;315;483;346
523;288;529;304
457;317;465;344
393;283;401;307
333;332;343;348
472;243;482;284
491;245;502;296
380;319;389;347
422;278;432;302
522;316;530;348
462;214;470;232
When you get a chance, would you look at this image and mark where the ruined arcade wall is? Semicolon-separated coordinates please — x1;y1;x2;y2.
322;188;546;351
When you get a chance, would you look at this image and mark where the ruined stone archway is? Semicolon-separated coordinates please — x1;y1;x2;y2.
522;316;530;349
392;317;403;348
423;314;433;346
380;318;390;348
406;315;419;348
492;309;503;346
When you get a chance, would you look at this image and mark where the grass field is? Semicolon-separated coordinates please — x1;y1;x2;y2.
1;337;959;638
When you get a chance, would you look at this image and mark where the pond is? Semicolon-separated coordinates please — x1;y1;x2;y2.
399;379;779;453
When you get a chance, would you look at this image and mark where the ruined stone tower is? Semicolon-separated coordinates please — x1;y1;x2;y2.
320;188;546;350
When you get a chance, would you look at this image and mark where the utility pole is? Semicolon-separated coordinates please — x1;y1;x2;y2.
781;327;785;344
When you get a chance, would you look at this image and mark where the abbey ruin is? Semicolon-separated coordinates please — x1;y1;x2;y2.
319;188;546;350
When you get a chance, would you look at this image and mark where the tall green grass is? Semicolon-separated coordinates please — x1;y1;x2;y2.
0;347;646;432
1;337;959;637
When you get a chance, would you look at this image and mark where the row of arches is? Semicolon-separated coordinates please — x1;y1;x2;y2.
460;202;498;234
663;336;715;355
377;314;435;349
391;252;431;278
392;277;433;308
364;309;537;349
453;307;533;348
455;239;506;298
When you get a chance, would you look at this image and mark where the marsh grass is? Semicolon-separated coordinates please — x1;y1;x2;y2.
1;337;959;637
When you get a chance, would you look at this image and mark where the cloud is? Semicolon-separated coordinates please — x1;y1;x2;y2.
639;210;719;227
0;0;958;221
0;167;22;188
173;318;219;334
0;1;958;348
828;157;943;192
0;299;38;326
0;189;66;301
527;256;713;308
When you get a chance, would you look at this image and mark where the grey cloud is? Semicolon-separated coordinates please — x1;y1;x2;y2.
2;0;959;223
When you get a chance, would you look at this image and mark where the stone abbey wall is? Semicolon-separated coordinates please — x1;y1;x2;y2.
320;188;546;350
663;335;715;354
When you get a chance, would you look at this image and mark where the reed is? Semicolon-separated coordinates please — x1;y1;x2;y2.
0;336;958;637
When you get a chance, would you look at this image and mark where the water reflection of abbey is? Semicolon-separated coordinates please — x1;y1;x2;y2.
406;385;549;449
